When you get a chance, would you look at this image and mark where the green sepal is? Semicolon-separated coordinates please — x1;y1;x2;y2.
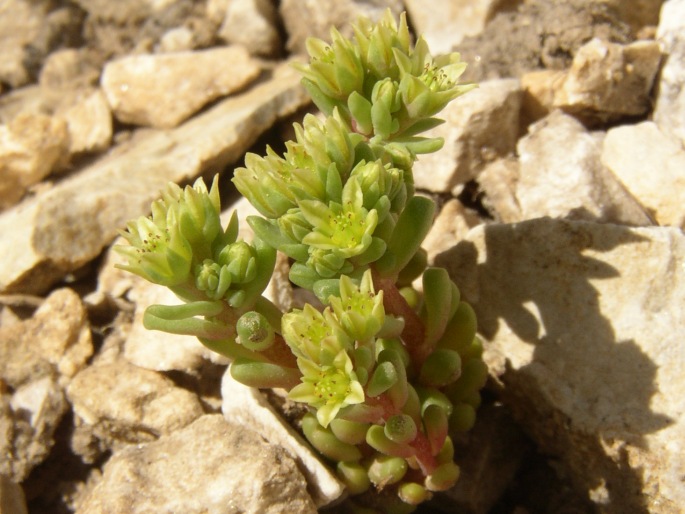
230;358;301;389
436;301;477;354
374;196;436;278
396;117;445;138
425;461;460;492
279;243;310;262
313;279;341;304
384;414;417;444
330;418;369;446
367;455;409;487
422;404;448;455
366;425;415;459
421;267;456;346
366;361;398;397
231;237;277;309
300;77;346;117
325;162;344;204
337;461;371;495
289;262;321;290
349;237;387;267
348;91;373;135
418;349;461;388
246;216;291;249
302;413;363;462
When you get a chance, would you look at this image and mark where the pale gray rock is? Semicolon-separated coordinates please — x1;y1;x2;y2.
221;371;345;508
123;277;226;373
0;288;93;389
67;359;205;449
0;0;50;87
208;0;282;57
280;0;404;53
157;26;196;53
404;0;500;55
554;38;662;122
101;46;261;128
74;414;318;514
0;112;69;210
58;89;112;155
422;199;483;264
653;0;685;146
0;474;28;514
38;49;100;90
438;218;685;514
413;79;522;193
515;111;652;226
602;121;685;228
0;61;310;295
477;157;523;223
1;376;68;482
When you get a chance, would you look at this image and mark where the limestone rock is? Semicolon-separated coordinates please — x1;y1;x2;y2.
1;376;68;482
0;0;50;87
0;288;93;389
74;414;318;514
0;61;310;295
221;371;345;508
553;38;662;122
208;0;282;57
653;0;685;146
0;474;28;514
602;0;665;32
422;199;483;264
515;111;652;225
520;69;566;122
280;0;404;53
38;49;101;90
404;0;500;55
438;218;685;514
58;89;112;155
477;157;523;223
0;112;69;210
123;277;225;373
602;121;685;228
412;79;522;193
101;46;261;128
67;359;205;448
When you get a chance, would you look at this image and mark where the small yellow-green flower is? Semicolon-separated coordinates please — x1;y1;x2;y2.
329;271;385;342
289;349;365;427
301;178;378;258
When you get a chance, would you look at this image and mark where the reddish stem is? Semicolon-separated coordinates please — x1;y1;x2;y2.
372;270;430;367
263;334;298;369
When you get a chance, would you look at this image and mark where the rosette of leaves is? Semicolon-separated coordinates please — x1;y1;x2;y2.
116;10;487;512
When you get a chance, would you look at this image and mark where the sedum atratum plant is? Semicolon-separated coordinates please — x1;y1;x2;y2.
116;11;487;511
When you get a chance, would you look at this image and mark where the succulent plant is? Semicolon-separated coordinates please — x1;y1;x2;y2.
116;9;486;512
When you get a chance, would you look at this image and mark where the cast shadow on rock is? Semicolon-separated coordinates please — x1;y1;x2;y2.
435;217;673;513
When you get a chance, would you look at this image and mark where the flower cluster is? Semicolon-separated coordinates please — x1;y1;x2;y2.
116;10;486;512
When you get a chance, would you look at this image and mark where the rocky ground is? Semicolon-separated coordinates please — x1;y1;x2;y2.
0;0;683;513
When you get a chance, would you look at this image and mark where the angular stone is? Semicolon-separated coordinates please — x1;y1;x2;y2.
0;288;93;389
221;371;345;508
602;121;685;228
38;48;100;90
59;89;112;155
412;79;522;193
0;61;309;295
0;112;69;210
208;0;282;57
1;376;68;482
101;46;261;128
0;0;50;87
438;218;685;514
477;157;523;223
653;0;685;146
553;38;662;122
520;69;566;122
602;0;665;32
422;199;483;264
280;0;404;53
0;474;28;514
67;359;205;447
74;414;318;514
404;0;500;54
515;111;652;226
